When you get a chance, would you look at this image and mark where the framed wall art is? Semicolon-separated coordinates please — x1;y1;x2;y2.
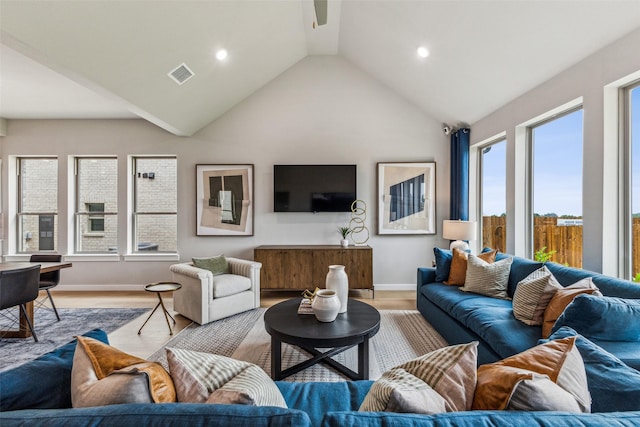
377;162;436;235
196;164;254;236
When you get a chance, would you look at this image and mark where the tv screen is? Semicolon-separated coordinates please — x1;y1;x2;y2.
274;165;357;212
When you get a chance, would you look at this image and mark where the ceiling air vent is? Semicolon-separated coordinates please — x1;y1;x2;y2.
168;63;194;85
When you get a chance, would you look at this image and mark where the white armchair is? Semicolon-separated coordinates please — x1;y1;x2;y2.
169;257;262;325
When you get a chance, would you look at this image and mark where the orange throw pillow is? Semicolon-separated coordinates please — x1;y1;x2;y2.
472;336;590;412
445;248;496;286
541;278;600;338
72;336;176;407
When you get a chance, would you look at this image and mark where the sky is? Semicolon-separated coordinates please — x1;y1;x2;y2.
632;86;640;214
482;86;640;217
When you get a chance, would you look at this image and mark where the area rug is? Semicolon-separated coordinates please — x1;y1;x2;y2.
0;307;148;372
148;308;448;382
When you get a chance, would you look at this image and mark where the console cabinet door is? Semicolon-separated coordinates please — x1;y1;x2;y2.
255;248;313;289
311;249;372;289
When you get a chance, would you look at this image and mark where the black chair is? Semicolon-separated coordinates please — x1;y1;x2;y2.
30;254;62;321
0;265;42;342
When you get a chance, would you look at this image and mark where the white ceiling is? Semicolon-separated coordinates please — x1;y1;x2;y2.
1;0;640;136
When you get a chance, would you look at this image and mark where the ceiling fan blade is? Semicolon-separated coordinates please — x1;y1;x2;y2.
314;0;328;26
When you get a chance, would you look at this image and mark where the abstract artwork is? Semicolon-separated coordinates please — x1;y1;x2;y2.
196;164;254;236
377;162;436;235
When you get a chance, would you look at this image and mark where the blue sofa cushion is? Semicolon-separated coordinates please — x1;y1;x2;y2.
421;284;540;359
590;274;640;299
506;257;543;297
586;339;640;371
545;262;596;287
0;403;311;427
321;410;640;427
552;294;640;342
277;381;372;427
546;327;640;412
0;328;108;412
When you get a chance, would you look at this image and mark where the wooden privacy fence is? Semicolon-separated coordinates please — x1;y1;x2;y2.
482;216;583;268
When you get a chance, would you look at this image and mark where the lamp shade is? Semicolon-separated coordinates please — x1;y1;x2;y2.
442;220;477;242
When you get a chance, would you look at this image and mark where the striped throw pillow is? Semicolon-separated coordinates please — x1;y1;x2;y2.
359;342;478;413
512;266;562;325
461;255;513;300
166;347;287;408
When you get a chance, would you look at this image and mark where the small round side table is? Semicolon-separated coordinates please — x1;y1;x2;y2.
137;281;182;335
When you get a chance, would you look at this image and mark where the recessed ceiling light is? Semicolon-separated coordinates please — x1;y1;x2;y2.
216;49;228;61
417;47;430;58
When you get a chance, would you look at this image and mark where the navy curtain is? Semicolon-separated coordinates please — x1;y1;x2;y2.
450;128;470;221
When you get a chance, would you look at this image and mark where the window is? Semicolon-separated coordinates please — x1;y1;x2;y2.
627;83;640;280
17;157;58;252
479;138;507;251
75;157;117;253
87;203;105;232
132;156;177;253
530;108;583;267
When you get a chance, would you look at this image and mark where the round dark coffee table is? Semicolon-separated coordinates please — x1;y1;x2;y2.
264;298;380;380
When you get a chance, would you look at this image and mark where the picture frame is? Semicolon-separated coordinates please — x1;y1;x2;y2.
196;164;254;236
377;162;436;235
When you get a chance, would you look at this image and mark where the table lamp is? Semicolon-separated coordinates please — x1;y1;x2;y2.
442;220;477;252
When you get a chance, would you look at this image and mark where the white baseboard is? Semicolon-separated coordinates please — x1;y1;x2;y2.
374;283;416;291
56;284;147;291
57;283;418;292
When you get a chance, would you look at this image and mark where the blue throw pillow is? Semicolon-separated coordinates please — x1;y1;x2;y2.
546;327;640;412
0;329;109;411
433;247;453;282
552;295;640;342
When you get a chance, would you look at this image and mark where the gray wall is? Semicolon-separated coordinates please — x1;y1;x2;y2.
471;27;640;275
0;56;449;289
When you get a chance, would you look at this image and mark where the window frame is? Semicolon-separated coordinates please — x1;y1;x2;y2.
622;80;640;279
130;155;178;255
72;156;118;253
477;137;507;251
16;156;58;253
526;105;584;263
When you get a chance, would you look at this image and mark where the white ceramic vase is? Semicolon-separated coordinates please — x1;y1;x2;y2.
326;265;348;313
311;290;341;322
340;239;349;247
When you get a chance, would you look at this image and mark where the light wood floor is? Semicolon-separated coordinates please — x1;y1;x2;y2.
49;290;416;358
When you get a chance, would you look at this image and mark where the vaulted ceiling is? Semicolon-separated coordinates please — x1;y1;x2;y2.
2;0;640;136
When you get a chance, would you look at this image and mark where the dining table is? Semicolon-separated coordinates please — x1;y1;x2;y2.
0;261;72;338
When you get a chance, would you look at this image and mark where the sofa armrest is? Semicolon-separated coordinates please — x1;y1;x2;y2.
170;262;212;325
169;262;212;281
417;267;436;286
417;268;437;301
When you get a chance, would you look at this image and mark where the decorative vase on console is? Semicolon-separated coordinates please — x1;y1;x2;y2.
326;265;348;313
311;289;341;322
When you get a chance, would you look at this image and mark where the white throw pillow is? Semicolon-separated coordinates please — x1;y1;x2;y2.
359;342;478;413
166;347;287;408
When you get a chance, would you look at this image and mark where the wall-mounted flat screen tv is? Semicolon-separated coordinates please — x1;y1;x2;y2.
274;164;357;212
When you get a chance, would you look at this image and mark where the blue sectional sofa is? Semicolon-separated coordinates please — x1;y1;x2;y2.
1;329;639;426
2;267;640;427
417;251;640;367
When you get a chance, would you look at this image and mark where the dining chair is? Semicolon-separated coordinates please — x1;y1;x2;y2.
30;254;63;321
0;264;42;342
